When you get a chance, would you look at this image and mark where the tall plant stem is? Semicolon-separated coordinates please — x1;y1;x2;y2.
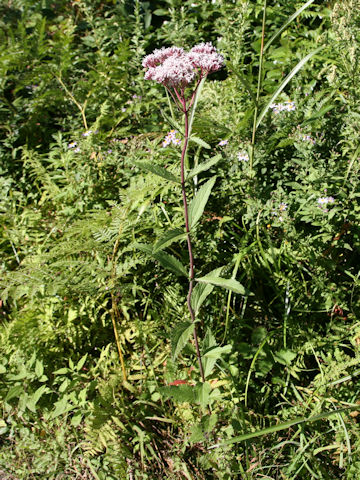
181;108;205;383
250;0;267;171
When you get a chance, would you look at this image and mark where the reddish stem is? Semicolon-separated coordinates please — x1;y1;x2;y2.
180;102;205;383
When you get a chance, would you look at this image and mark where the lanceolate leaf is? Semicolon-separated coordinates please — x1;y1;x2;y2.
190;136;211;149
171;321;194;359
188;76;207;134
153;251;187;277
209;406;359;449
256;46;324;130
160;109;184;134
189;177;216;229
191;282;214;315
134;243;187;277
133;161;180;183
196;274;252;295
263;0;316;53
187;155;221;181
153;228;186;253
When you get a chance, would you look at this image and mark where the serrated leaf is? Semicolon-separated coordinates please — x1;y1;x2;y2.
196;275;251;295
187;155;221;181
134;244;187;277
204;345;232;358
188;177;216;229
160;109;184;134
133;243;153;255
195;382;211;410
190;136;211;149
191;282;214;315
171;321;194;359
153;228;186;253
160;385;195;403
153;251;187;277
133;161;179;183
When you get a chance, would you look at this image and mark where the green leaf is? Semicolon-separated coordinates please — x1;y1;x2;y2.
171;321;194;359
5;385;23;402
204;345;232;358
195;382;211;410
153;251;187;277
26;385;48;413
256;46;324;130
188;177;216;229
133;243;153;255
35;360;44;378
76;354;88;371
135;243;187;277
133;161;179;183
160;385;195;403
0;365;6;374
153;228;186;253
196;274;251;295
189;136;211;149
191;282;214;315
160;109;184;134
273;349;297;366
188;76;206;134
186;155;221;181
263;0;316;52
209;406;358;449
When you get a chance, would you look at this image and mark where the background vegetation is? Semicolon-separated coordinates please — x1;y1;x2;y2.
1;0;360;478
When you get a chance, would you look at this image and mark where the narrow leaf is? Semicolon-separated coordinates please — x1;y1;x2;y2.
153;251;187;277
135;243;187;277
204;345;232;358
187;155;221;181
188;76;207;134
191;282;214;315
196;275;252;295
264;0;316;52
171;321;194;359
256;46;324;130
153;228;186;253
227;61;256;100
133;161;179;183
160;109;184;134
190;136;211;149
189;177;216;229
209;406;358;449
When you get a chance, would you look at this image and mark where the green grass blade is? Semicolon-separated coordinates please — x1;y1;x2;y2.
256;46;324;130
209;406;358;449
263;0;316;53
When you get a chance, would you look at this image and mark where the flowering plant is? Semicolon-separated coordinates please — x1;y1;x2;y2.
142;44;224;382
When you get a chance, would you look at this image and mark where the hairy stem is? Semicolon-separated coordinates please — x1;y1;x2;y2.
181;105;205;383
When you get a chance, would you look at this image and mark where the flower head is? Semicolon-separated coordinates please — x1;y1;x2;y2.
188;42;224;73
162;130;182;148
68;141;77;149
237;151;249;161
218;139;228;146
143;43;223;88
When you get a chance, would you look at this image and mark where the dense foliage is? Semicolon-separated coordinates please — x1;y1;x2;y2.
1;0;360;478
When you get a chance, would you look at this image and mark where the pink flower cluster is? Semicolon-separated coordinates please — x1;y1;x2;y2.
142;43;224;88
